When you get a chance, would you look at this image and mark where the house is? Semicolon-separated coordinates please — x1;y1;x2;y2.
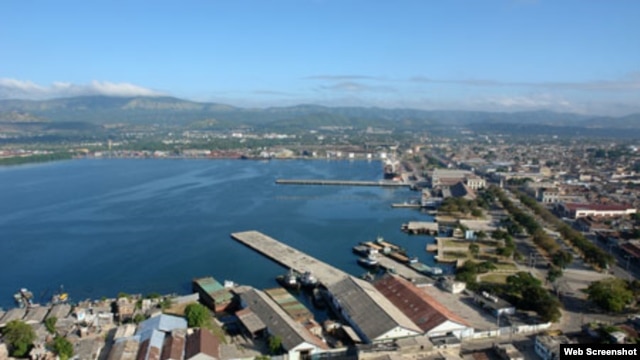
108;337;141;360
161;329;186;360
236;286;327;360
117;297;136;322
327;276;422;343
136;315;188;360
185;328;219;360
192;277;235;313
374;275;474;339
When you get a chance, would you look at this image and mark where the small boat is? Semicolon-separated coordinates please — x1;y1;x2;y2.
277;269;301;290
352;245;370;256
14;288;34;308
51;285;69;305
357;255;379;268
299;271;318;288
408;257;419;264
312;288;327;309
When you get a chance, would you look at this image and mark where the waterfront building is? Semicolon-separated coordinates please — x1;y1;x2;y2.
236;286;327;360
192;277;234;313
326;276;421;343
374;275;474;339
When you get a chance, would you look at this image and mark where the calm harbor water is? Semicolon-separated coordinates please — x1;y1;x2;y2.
0;159;444;309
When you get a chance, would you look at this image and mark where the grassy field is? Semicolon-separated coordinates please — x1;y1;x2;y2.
479;273;510;284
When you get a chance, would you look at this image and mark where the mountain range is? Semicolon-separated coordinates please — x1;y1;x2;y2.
1;96;639;134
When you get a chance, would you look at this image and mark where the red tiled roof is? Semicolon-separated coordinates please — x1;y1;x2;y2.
185;329;219;360
374;274;469;333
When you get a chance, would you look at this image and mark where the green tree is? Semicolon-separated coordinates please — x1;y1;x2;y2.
469;243;480;259
184;303;212;328
552;251;573;269
546;266;563;284
160;297;173;310
2;320;36;357
586;278;634;313
268;335;283;355
133;313;147;324
52;336;74;360
44;316;58;335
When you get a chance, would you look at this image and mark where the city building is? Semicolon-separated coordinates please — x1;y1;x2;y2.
473;292;515;317
327;276;422;343
534;335;574;360
192;277;235;313
185;328;219;360
374;275;474;339
557;203;637;219
236;286;327;360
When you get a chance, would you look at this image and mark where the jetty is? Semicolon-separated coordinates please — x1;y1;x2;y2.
401;221;439;235
275;179;411;187
231;231;348;286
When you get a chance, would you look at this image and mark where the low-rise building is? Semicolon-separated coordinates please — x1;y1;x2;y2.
473;292;515;317
437;278;466;294
557;202;637;219
192;277;234;313
236;286;327;360
534;335;574;360
374;275;474;339
185;328;219;360
327;276;422;343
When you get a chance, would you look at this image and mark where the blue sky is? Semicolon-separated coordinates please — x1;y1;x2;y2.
1;0;639;115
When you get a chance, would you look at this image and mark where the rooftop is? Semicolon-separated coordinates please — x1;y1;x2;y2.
374;274;470;333
328;276;421;341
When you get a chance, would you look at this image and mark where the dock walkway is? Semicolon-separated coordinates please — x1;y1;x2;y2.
231;231;348;286
276;179;411;187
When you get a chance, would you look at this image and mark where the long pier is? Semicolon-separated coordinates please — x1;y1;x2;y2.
231;231;348;286
275;179;411;187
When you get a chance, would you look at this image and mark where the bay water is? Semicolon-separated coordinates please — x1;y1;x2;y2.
0;159;442;309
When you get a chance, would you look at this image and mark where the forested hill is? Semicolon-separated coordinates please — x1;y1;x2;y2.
0;96;638;133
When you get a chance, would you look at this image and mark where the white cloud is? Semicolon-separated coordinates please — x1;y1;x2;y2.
0;78;164;99
409;73;640;92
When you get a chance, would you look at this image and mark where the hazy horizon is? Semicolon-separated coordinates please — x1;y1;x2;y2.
1;0;639;116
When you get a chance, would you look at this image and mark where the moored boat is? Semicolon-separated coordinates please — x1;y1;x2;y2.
357;255;379;268
14;288;34;308
299;271;318;288
276;269;301;290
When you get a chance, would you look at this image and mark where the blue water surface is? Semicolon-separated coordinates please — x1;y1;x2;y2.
0;159;440;308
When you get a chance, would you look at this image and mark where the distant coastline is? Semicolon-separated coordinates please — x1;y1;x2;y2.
0;152;73;167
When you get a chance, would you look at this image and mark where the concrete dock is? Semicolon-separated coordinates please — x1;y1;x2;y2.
231;231;349;286
276;179;411;187
375;256;434;286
